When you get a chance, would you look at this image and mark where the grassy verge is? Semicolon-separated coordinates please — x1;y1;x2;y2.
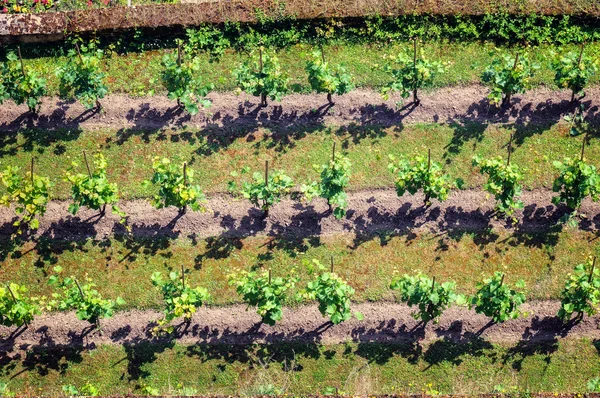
1;340;598;396
3;229;599;308
0;122;597;200
21;42;600;96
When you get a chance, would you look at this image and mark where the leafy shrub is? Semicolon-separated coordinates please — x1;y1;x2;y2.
301;147;350;219
64;153;125;220
0;283;41;327
390;272;464;323
589;377;600;393
470;272;526;323
184;26;231;61
552;156;600;211
228;269;298;325
305;49;353;105
472;155;524;216
0;164;51;232
151;270;210;333
552;46;598;102
48;267;125;326
57;44;108;110
233;48;289;107
158;42;213;115
381;41;444;105
229;163;294;217
62;383;100;397
0;51;47;113
388;152;461;206
302;259;362;324
481;52;538;107
557;259;600;322
144;157;207;213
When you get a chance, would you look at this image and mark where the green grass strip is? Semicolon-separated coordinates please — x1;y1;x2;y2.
1;340;598;395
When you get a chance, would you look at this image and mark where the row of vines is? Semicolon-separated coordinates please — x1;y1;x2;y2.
0;38;598;114
1;257;599;333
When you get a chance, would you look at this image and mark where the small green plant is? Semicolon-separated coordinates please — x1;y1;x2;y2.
64;152;125;221
482;51;538;107
143;157;207;214
470;272;526;323
48;267;125;327
557;258;600;322
228;269;298;325
0;283;41;328
388;150;461;206
0;48;47;113
381;38;444;105
233;47;289;107
184;25;231;61
302;258;362;324
0;160;51;232
57;43;108;110
62;383;100;397
552;139;600;211
552;44;598;102
158;41;213;115
151;268;210;334
390;272;464;323
306;48;354;105
301;143;350;219
229;161;294;217
588;377;600;392
472;147;524;216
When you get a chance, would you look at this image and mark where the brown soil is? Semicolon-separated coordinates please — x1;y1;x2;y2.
0;189;598;241
0;301;598;352
1;86;599;132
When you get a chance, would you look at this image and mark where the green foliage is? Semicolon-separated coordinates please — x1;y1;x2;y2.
469;272;526;323
184;26;231;61
0;52;47;112
301;152;350;219
233;48;289;106
563;103;588;137
0;283;41;327
381;47;444;104
57;44;108;110
390;272;465;323
0;165;51;231
302;259;362;324
48;268;125;325
229;166;294;215
143;157;207;212
472;155;524;216
151;270;210;332
228;269;298;325
64;153;125;220
552;48;598;99
305;50;354;101
388;154;460;205
158;43;213;115
481;52;538;106
588;377;600;393
62;383;100;397
552;157;600;210
557;259;600;322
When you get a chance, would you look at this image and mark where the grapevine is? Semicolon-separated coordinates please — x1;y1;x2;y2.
0;48;47;113
481;52;538;107
557;258;600;322
552;44;598;103
469;272;526;323
305;48;354;105
0;283;41;328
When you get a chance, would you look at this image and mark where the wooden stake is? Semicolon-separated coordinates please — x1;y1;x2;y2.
320;44;326;64
6;284;17;302
332;142;336;162
507;133;513;166
75;42;84;64
330;256;334;273
268;269;272;285
412;37;418;104
181;264;186;289
504;52;520;107
589;257;597;283
75;279;85;299
259;48;267;107
83;151;92;178
499;273;505;287
263;160;270;217
431;276;436;292
17;46;25;77
581;132;587;161
30;158;34;185
427;148;431;171
183;162;188;186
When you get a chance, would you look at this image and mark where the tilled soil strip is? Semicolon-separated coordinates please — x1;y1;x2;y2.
0;302;598;352
1;86;599;132
0;189;598;241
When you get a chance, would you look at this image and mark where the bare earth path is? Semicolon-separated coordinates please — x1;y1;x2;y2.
1;86;599;132
0;189;598;241
0;302;598;353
